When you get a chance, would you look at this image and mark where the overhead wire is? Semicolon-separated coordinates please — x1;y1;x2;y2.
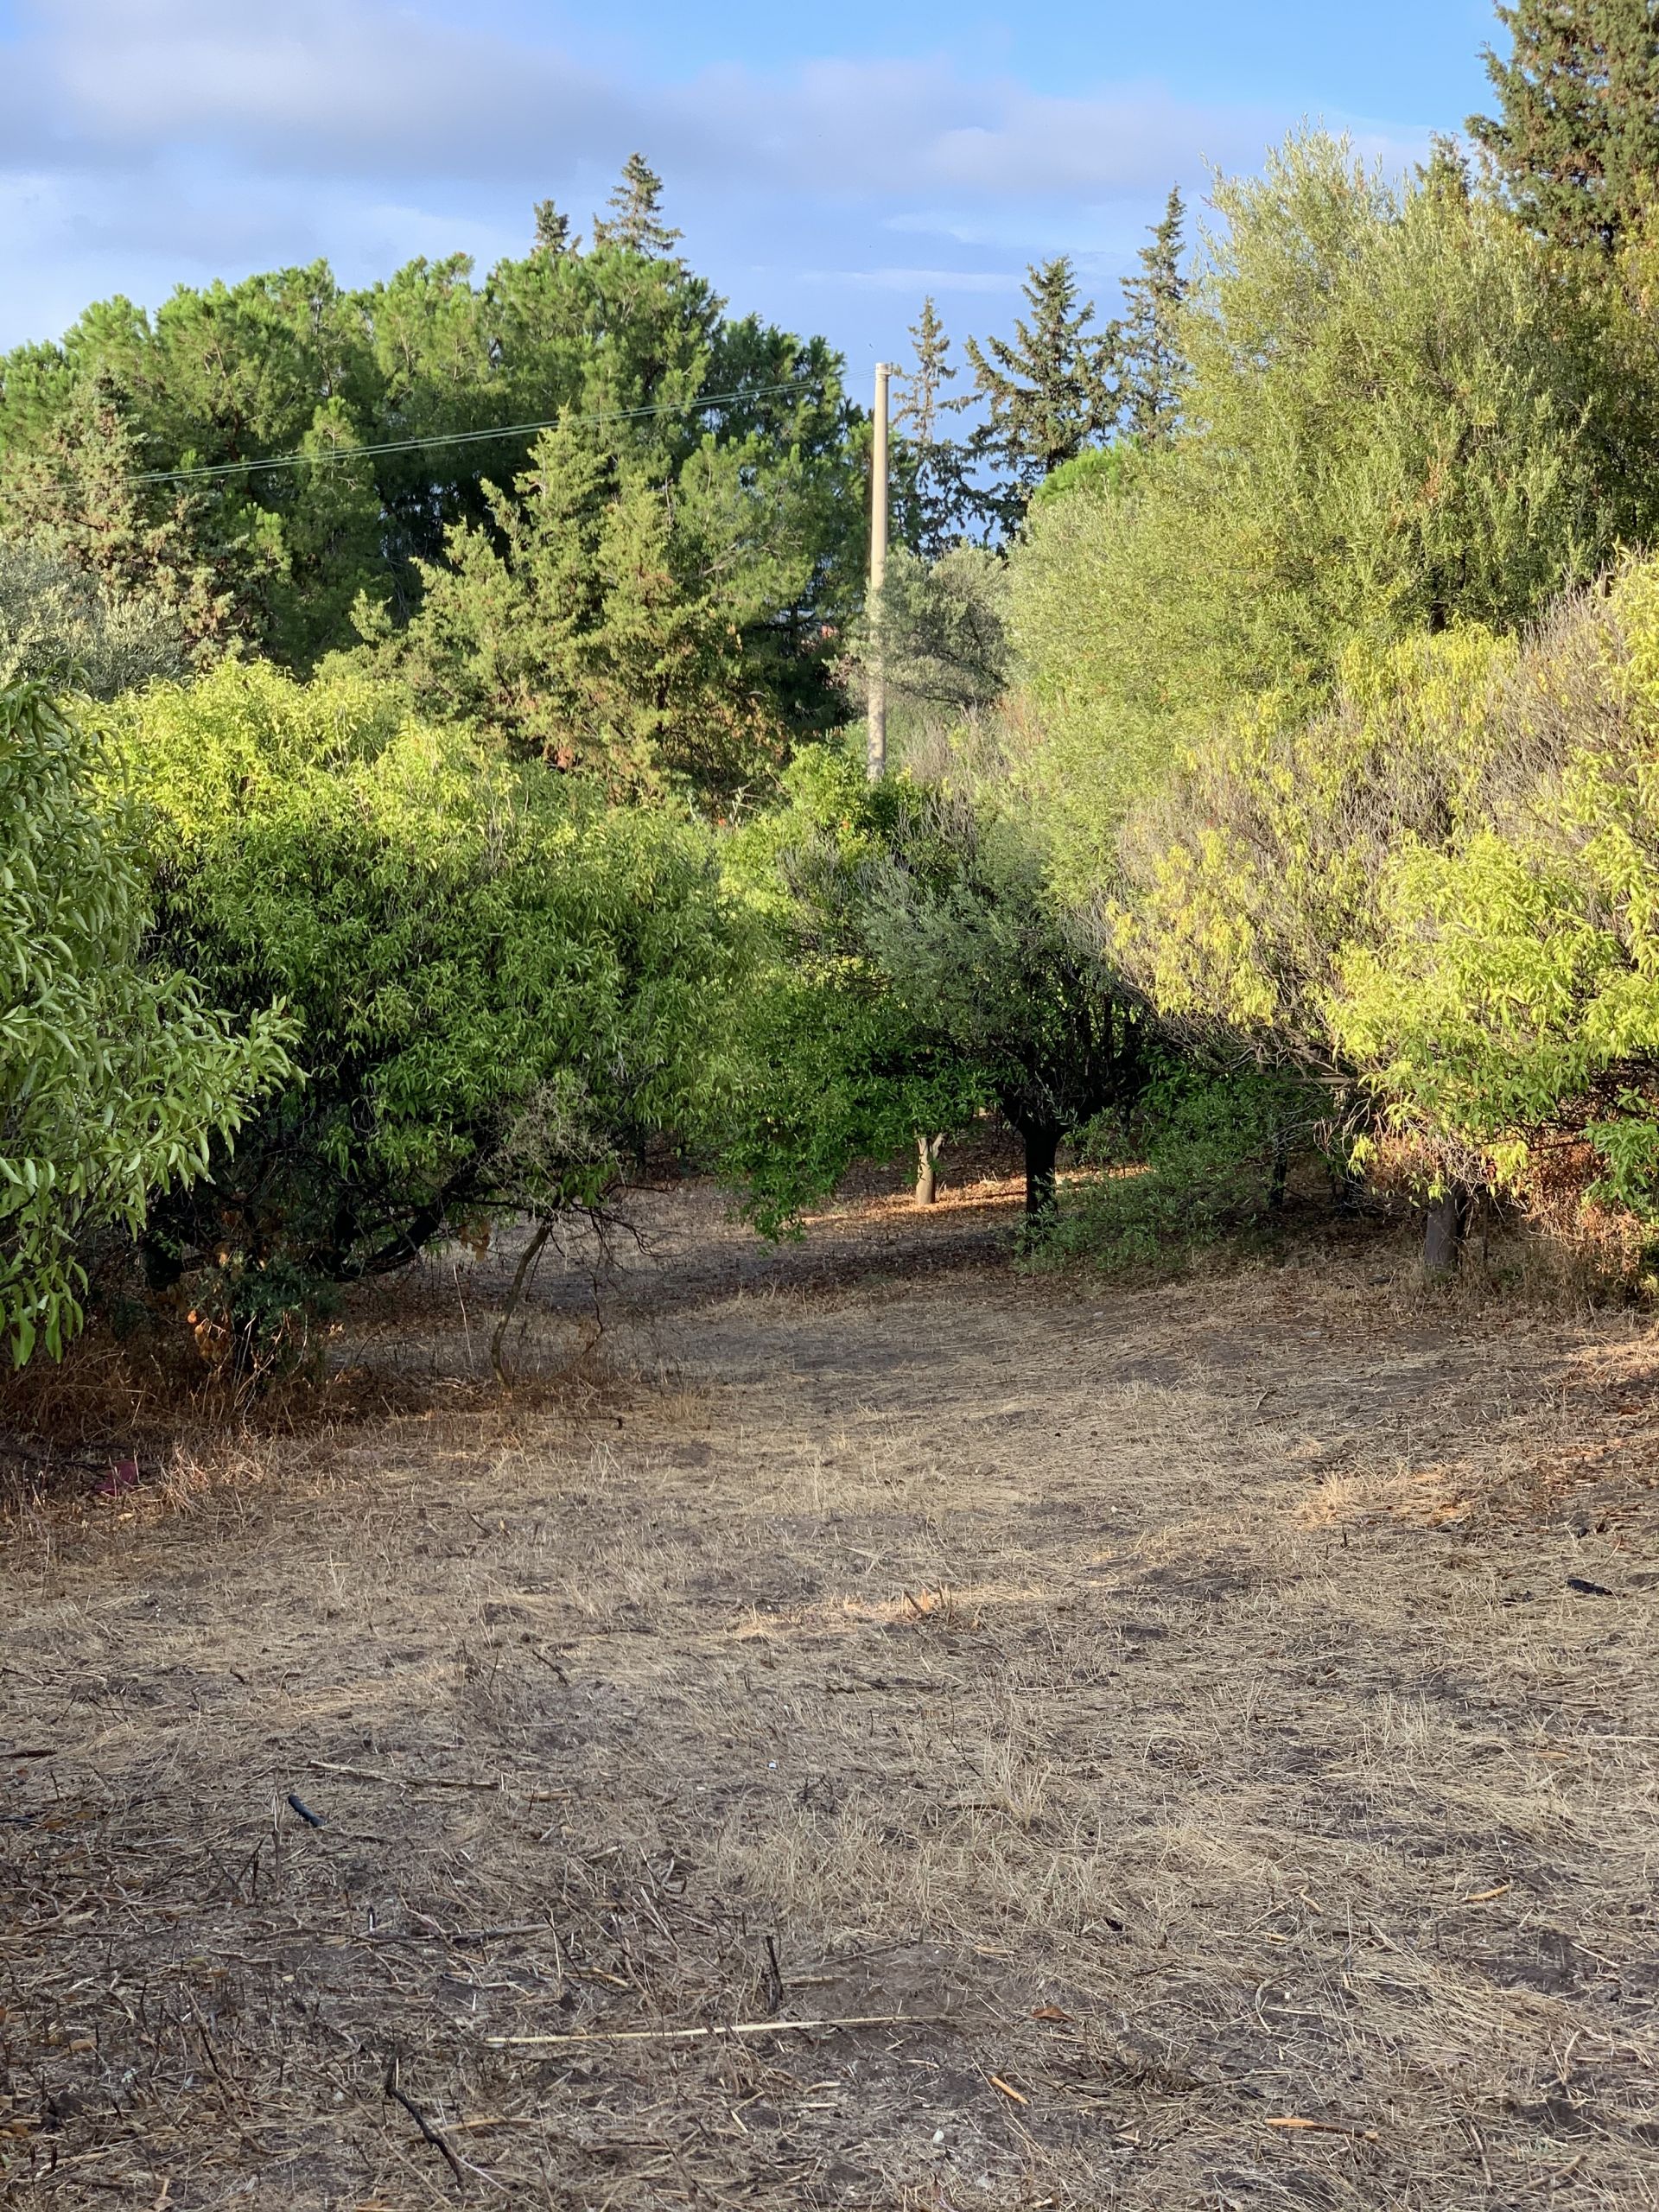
127;376;834;488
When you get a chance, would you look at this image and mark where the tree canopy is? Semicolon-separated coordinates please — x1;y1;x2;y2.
1005;132;1656;897
1471;0;1659;251
0;161;861;742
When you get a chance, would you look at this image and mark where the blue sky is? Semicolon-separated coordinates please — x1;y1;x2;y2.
0;0;1501;380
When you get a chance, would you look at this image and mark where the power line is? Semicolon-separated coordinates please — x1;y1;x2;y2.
128;378;832;488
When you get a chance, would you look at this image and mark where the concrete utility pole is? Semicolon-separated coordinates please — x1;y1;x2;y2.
867;360;890;783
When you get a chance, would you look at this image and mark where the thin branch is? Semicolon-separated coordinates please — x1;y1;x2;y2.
383;2060;467;2196
481;2011;946;2050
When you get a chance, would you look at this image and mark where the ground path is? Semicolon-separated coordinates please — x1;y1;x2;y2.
3;1167;1659;2207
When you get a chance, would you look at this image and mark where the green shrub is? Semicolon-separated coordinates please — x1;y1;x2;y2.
1045;1064;1329;1271
0;683;291;1363
1116;556;1659;1253
98;660;737;1351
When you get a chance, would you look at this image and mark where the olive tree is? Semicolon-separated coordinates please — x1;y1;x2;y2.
723;746;1148;1227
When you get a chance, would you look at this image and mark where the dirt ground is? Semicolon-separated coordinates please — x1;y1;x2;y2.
3;1160;1659;2209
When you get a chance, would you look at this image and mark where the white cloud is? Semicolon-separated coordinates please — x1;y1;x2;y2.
2;0;1355;200
0;0;1437;353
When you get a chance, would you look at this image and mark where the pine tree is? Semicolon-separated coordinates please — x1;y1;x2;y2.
532;199;575;257
900;296;956;448
894;297;978;554
1117;187;1187;444
1469;0;1659;251
964;258;1117;512
591;155;683;257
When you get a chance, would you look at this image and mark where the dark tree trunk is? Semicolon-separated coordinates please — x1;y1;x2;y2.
1268;1131;1290;1212
1023;1125;1061;1223
1422;1185;1469;1277
915;1133;944;1207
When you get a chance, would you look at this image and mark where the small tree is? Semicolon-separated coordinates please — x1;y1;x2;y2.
843;543;1009;762
724;748;1147;1228
860;793;1147;1218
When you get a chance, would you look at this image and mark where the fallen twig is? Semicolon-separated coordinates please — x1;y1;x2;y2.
1264;2115;1380;2142
384;2060;467;2196
481;2012;945;2050
309;1758;568;1803
367;1919;552;1948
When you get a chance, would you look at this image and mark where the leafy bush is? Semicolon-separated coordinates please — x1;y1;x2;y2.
97;661;737;1351
1046;1064;1328;1271
0;683;291;1363
1115;556;1659;1256
1116;625;1512;1058
722;743;1147;1229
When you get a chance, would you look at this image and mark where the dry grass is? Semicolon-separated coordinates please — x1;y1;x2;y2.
3;1161;1659;2208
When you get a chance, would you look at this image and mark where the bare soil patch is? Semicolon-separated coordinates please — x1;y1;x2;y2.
3;1163;1659;2208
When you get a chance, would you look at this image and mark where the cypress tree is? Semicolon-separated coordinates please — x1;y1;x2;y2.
1469;0;1659;251
1117;187;1188;444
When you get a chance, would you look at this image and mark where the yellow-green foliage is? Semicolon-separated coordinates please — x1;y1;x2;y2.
0;683;292;1363
1117;626;1511;1045
1006;133;1647;899
1119;558;1659;1225
92;659;737;1303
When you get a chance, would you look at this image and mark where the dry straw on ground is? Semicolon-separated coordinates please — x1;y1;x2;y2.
3;1161;1658;2208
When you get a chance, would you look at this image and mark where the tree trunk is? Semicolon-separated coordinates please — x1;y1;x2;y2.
914;1133;944;1207
492;1217;555;1384
1268;1131;1290;1211
1422;1185;1468;1278
1023;1125;1061;1224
